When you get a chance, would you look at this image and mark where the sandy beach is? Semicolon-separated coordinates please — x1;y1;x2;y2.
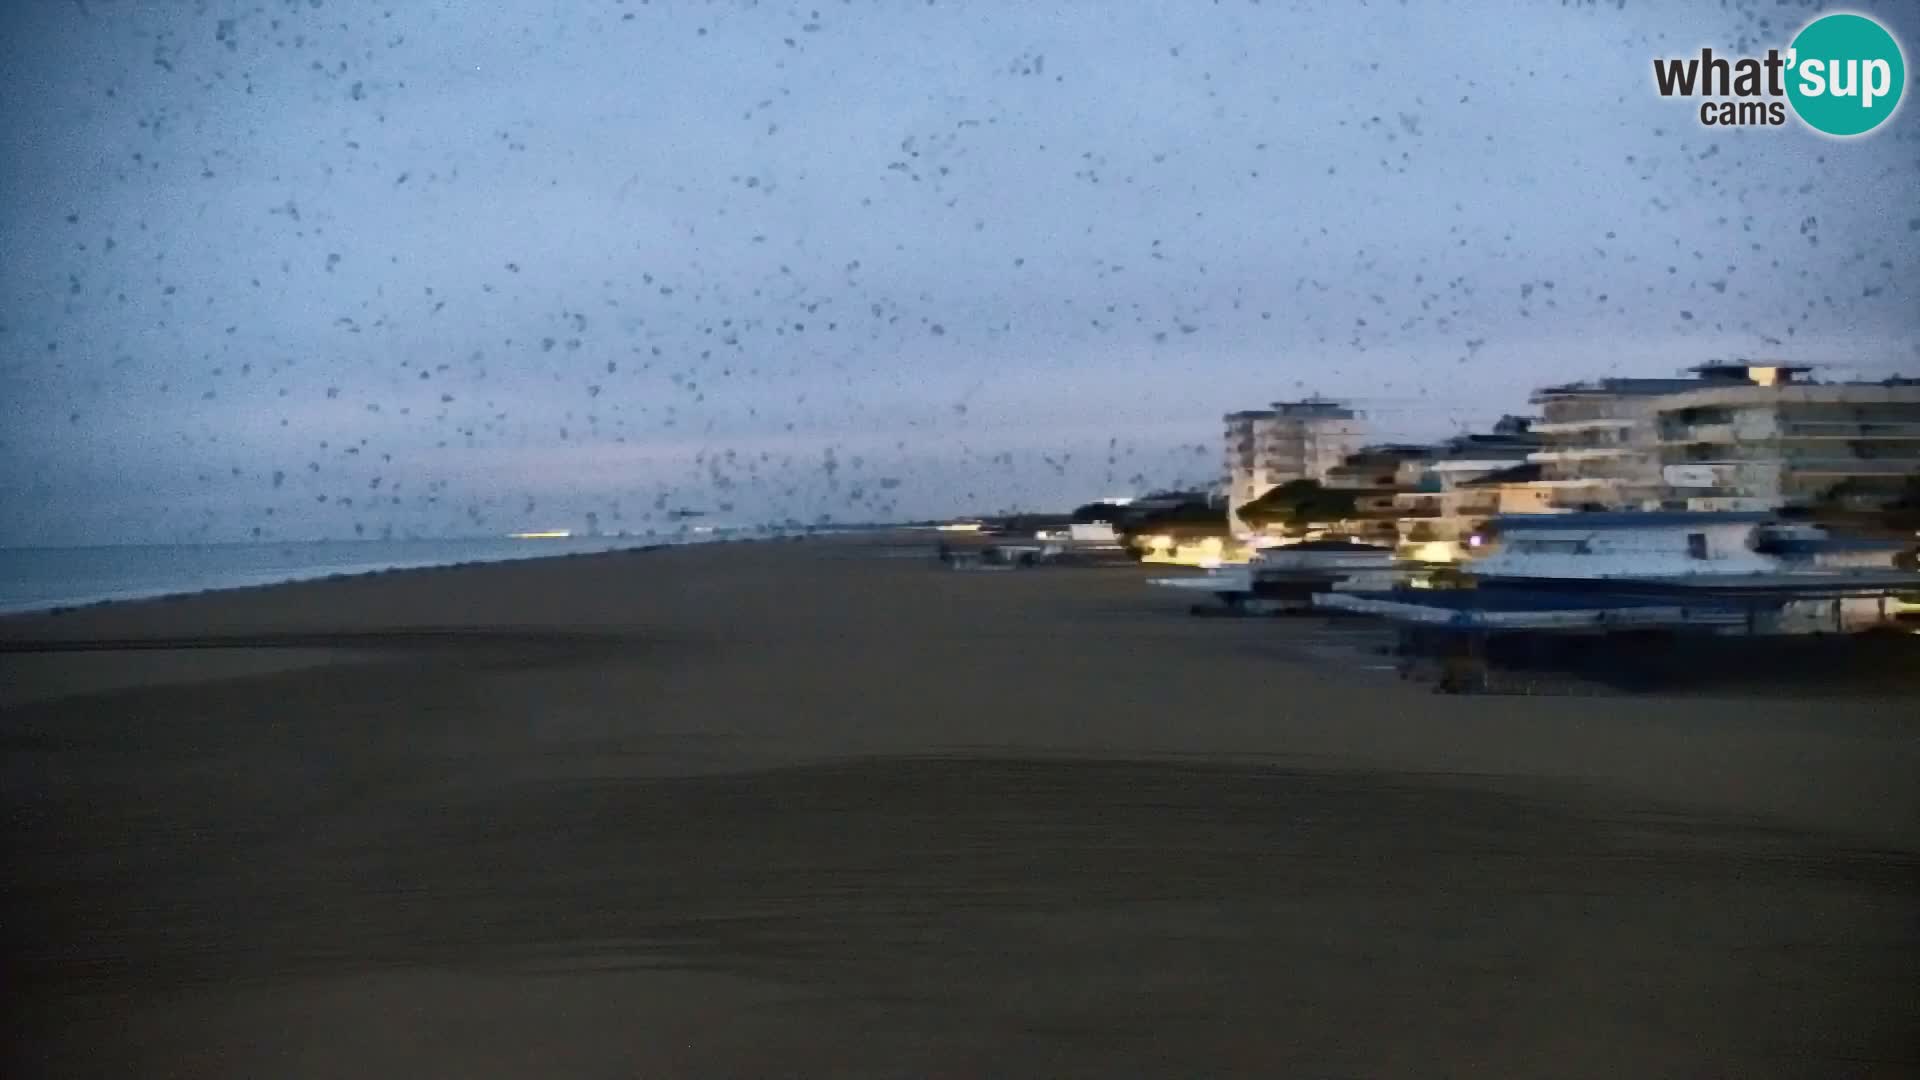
2;532;1915;1077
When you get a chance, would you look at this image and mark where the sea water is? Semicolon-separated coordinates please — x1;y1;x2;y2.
0;535;709;615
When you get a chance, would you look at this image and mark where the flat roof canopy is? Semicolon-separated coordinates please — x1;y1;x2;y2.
1487;511;1775;531
1477;572;1920;597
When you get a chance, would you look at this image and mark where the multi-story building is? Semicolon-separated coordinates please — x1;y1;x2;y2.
1531;363;1920;511
1223;410;1278;511
1223;399;1365;534
1653;368;1920;510
1527;378;1698;510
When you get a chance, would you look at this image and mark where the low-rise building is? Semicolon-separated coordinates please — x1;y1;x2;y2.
1393;420;1544;562
1236;444;1429;548
1399;462;1560;562
1321;511;1920;647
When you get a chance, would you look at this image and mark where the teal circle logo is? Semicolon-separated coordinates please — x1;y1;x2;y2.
1786;13;1905;136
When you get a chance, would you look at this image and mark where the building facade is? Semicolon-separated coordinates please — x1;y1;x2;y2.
1654;379;1920;510
1528;363;1920;512
1223;410;1277;512
1527;378;1695;510
1223;399;1365;535
1393;424;1545;562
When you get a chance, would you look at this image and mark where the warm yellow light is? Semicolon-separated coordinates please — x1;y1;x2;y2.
510;529;572;539
937;523;984;533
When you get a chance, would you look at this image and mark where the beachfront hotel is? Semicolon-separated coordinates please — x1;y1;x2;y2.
1529;362;1920;512
1652;369;1920;511
1528;374;1705;511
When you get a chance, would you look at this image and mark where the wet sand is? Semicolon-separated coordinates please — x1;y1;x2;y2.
2;533;1916;1077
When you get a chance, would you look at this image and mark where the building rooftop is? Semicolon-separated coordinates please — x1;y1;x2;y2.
1269;399;1357;418
1352;443;1434;458
1603;570;1920;593
1340;587;1731;613
1530;362;1909;402
1754;535;1911;555
1450;431;1538;446
1330;570;1920;618
1277;538;1395;552
1690;361;1813;385
1458;462;1544;488
1431;433;1538;461
1530;378;1706;400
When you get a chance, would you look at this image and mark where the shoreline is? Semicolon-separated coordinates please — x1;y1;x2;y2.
0;543;667;620
0;530;856;621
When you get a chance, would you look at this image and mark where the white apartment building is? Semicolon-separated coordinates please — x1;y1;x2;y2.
1527;362;1919;511
1527;377;1697;510
1654;373;1920;510
1224;399;1365;534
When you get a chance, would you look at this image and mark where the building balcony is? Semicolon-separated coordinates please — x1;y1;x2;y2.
1661;462;1744;489
1656;422;1738;445
1659;421;1920;443
1528;418;1638;434
1527;448;1635;463
1789;459;1920;476
1429;456;1535;475
1527;478;1615;489
1778;421;1920;439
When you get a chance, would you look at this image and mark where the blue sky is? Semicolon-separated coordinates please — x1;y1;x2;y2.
2;0;1916;543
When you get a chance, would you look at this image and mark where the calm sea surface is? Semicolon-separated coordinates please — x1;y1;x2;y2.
0;535;723;614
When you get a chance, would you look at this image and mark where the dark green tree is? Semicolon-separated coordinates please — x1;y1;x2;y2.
1237;480;1358;529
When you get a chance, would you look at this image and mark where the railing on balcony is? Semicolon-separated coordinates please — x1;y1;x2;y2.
1779;421;1920;439
1656;422;1738;444
1528;418;1638;434
1527;448;1634;462
1790;458;1920;476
